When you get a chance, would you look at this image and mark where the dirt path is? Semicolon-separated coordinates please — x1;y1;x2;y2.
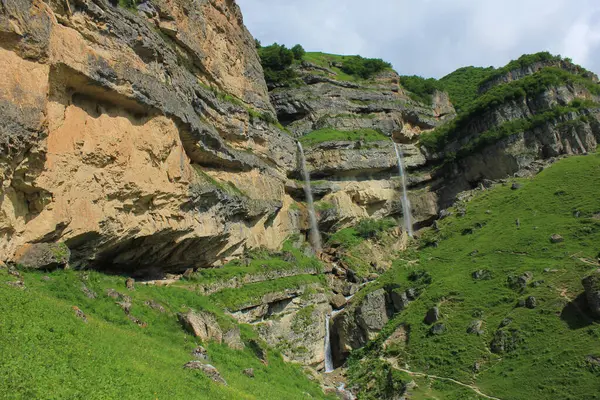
383;358;503;400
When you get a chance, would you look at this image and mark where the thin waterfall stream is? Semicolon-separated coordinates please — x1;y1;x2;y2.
393;143;414;237
297;142;322;251
324;314;334;373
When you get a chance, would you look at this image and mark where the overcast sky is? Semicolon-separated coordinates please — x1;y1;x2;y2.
237;0;600;79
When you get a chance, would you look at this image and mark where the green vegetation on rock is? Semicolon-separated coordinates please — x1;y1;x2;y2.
0;269;331;399
420;67;600;152
439;66;496;112
299;128;388;147
349;153;600;400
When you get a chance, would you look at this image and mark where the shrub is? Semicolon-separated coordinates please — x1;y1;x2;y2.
355;218;397;240
291;44;305;60
399;75;440;105
339;56;392;79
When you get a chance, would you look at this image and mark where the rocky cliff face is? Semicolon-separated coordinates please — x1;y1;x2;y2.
0;0;300;273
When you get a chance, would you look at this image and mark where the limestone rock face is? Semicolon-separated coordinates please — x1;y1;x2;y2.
0;0;298;272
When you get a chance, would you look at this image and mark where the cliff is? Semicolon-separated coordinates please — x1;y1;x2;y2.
0;0;300;273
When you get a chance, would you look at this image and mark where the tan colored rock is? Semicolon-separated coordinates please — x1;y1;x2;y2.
223;327;245;350
383;324;409;350
178;310;223;343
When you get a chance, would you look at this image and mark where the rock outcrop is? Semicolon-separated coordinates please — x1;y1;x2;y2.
0;0;299;273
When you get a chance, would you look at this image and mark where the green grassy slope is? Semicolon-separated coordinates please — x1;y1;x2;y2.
349;152;600;399
0;270;333;400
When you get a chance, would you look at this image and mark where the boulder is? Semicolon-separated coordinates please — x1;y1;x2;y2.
491;329;520;354
12;243;70;270
390;289;410;312
191;346;209;360
330;293;347;310
582;271;600;318
429;323;445;335
248;340;268;365
467;320;484;335
242;368;255;378
356;289;389;332
550;234;564;244
472;270;492;280
72;306;87;323
144;300;166;313
183;362;227;385
81;284;97;299
525;296;537;309
511;182;522;190
223;327;245;350
178;310;223;343
424;307;440;325
125;278;135;291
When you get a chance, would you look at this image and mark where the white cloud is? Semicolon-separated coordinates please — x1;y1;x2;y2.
237;0;600;78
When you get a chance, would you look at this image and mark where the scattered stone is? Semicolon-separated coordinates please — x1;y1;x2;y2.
550;234;564;244
178;310;223;343
117;295;133;314
543;268;559;273
72;306;87;322
472;269;492;280
183;268;194;279
390;289;410;312
515;218;520;228
511;182;522;190
500;318;513;327
192;346;209;360
330;293;347;310
531;280;545;288
439;209;452;220
127;314;148;328
525;296;537;309
41;276;51;281
573;210;581;218
485;210;492;215
462;228;474;235
242;368;255;378
507;272;533;291
491;329;520;354
586;355;600;371
469;250;479;256
405;288;418;300
223;327;245;350
472;361;481;373
106;288;121;299
467;320;484;335
144;299;166;313
7;266;21;278
424;307;440;325
429;323;445;335
516;299;526;308
125;277;135;290
12;243;70;270
405;380;418;390
183;362;227;385
81;284;97;299
582;270;600;318
482;179;494;189
6;280;25;289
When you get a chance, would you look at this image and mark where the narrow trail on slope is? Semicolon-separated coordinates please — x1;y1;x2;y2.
382;358;503;400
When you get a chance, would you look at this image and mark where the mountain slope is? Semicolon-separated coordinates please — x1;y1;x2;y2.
346;152;600;399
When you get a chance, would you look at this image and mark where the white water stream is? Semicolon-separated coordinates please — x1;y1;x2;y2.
393;143;414;237
297;142;322;251
324;314;334;373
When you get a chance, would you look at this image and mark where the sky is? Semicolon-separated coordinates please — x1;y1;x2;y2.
237;0;600;79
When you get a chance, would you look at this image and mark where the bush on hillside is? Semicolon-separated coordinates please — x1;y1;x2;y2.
339;56;392;79
291;44;305;60
399;75;440;104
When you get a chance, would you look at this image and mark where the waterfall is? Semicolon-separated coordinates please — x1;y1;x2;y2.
297;142;322;251
324;314;334;373
393;143;414;237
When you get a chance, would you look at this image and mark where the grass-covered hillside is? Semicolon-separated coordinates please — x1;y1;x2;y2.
0;267;333;399
348;152;600;400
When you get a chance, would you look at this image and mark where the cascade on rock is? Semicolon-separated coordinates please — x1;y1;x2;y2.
393;143;414;237
297;142;323;251
324;313;334;373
